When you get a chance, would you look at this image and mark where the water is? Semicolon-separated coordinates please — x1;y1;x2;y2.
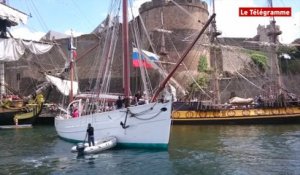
1;125;300;175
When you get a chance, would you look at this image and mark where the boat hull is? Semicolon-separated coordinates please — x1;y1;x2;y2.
71;136;117;154
0;107;41;125
172;102;300;124
55;101;172;149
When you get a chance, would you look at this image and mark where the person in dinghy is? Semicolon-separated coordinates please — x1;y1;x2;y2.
87;123;95;147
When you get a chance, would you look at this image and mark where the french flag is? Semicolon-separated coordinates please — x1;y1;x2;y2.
132;48;159;68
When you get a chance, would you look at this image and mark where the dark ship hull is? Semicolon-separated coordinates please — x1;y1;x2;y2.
0;107;41;126
172;101;300;124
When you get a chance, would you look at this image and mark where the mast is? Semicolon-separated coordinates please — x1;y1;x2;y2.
0;1;8;98
122;0;130;97
267;0;282;94
159;7;167;56
69;32;75;102
210;0;221;104
152;14;216;101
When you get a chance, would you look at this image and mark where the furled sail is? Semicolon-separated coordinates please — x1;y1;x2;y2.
0;3;28;25
45;75;78;96
229;97;254;105
0;38;53;62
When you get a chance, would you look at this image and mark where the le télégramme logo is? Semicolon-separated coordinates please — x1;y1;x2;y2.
239;7;291;17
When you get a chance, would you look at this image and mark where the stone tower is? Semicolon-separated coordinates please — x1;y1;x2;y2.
139;0;210;88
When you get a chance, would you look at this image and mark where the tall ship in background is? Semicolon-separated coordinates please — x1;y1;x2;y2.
4;0;300;124
0;1;53;126
138;0;300;124
131;0;300;124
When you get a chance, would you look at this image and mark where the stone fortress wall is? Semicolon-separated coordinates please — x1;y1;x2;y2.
5;0;300;102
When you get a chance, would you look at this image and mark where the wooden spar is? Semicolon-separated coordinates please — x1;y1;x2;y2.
69;60;74;102
69;36;74;102
122;0;130;97
151;13;216;102
24;82;50;101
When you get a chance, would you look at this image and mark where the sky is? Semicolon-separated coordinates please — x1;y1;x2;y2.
7;0;300;44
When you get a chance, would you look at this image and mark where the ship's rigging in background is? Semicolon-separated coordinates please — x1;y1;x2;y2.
1;0;300;125
0;1;54;125
166;0;300;123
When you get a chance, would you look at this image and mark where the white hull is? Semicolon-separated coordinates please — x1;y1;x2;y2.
55;100;172;149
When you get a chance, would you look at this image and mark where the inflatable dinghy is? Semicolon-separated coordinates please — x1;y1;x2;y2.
71;136;117;155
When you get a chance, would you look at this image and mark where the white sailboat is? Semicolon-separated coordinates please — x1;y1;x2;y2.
54;0;173;149
54;0;215;149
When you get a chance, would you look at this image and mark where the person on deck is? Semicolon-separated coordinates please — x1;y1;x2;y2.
123;97;130;108
134;91;142;104
116;96;123;109
72;108;79;118
86;123;95;147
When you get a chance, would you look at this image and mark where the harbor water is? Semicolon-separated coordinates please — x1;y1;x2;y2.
1;124;300;175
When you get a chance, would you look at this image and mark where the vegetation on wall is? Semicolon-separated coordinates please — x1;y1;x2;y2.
188;73;209;92
188;55;210;93
198;55;208;72
250;53;268;72
277;45;300;74
243;49;268;72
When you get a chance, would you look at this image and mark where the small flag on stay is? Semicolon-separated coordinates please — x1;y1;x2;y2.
68;38;77;50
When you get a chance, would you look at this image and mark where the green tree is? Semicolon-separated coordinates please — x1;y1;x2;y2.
198;55;208;72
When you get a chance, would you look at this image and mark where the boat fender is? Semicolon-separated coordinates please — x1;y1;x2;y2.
14;118;18;126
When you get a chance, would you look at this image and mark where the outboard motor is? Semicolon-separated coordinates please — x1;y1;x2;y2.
76;142;85;157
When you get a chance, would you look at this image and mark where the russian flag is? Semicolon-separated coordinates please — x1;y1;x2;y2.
132;48;159;68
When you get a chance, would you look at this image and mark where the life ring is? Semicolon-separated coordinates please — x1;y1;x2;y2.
185;111;194;118
198;111;207;118
227;110;236;117
172;111;181;118
213;111;220;118
194;111;202;118
242;110;250;116
285;108;294;114
254;109;264;115
271;109;280;115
